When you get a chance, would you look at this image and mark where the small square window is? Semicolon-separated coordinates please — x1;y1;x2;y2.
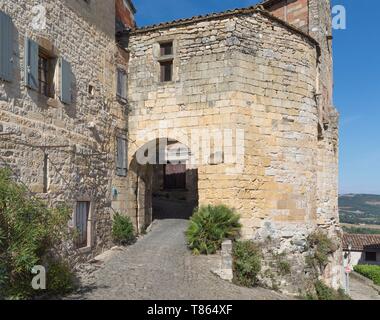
160;42;173;56
365;252;377;262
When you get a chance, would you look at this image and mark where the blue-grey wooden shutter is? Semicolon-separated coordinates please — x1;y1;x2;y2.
0;11;13;82
116;69;123;98
117;69;127;99
116;137;127;176
60;57;71;104
24;36;38;90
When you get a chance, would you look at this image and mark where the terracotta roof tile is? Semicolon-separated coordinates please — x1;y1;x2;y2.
343;233;380;251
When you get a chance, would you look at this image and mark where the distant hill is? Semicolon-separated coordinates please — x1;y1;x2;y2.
339;194;380;225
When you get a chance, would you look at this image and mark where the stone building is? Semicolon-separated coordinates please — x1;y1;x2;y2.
0;0;341;293
0;0;135;259
124;0;341;292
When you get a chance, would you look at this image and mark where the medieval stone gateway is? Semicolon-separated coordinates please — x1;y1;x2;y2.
0;0;342;294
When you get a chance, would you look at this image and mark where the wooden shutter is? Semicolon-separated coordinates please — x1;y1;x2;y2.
0;11;13;82
75;201;90;248
117;69;127;99
116;137;127;176
24;36;38;90
60;57;72;104
117;69;122;97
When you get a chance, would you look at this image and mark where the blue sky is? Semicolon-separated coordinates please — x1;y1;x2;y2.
133;0;380;195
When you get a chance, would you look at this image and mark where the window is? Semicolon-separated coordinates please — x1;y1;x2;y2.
75;201;90;249
159;42;173;82
160;61;173;82
38;49;54;98
25;37;72;104
160;42;173;56
116;136;127;176
117;68;127;100
365;252;377;262
164;163;186;190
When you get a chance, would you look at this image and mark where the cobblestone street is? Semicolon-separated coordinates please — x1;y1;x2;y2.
69;219;288;300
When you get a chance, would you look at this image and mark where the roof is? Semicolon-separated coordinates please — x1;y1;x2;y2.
128;1;319;50
343;233;380;251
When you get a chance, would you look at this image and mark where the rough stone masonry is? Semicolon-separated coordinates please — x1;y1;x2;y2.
125;0;341;293
0;0;341;294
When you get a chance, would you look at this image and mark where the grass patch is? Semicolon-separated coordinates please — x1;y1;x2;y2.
305;280;351;300
305;231;337;274
232;240;262;287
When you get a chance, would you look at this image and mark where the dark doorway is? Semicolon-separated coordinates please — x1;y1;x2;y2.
152;161;198;220
128;138;199;232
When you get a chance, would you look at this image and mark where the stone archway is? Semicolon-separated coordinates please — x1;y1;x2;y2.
127;138;198;232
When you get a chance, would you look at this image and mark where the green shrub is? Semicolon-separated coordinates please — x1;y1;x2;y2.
112;213;135;245
232;240;262;287
0;168;74;299
186;205;241;255
47;260;75;296
354;265;380;285
306;280;351;300
306;231;337;275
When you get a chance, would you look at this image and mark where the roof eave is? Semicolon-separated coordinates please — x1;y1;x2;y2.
129;6;320;55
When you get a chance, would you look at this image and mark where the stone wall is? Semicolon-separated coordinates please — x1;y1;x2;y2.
127;6;340;292
0;0;128;261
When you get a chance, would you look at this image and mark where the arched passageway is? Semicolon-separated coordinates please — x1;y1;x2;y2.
128;138;198;232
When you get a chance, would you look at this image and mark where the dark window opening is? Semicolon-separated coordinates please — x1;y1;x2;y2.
160;42;173;56
38;49;54;98
164;163;186;190
160;61;173;82
88;84;95;96
365;252;377;262
75;201;90;249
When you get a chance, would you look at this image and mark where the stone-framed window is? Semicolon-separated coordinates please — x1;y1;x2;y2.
158;41;173;82
38;47;55;98
25;37;72;104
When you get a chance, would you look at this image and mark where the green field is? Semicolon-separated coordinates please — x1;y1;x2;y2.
339;194;380;226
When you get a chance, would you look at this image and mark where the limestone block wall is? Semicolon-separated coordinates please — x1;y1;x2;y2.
127;8;341;291
0;0;128;260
